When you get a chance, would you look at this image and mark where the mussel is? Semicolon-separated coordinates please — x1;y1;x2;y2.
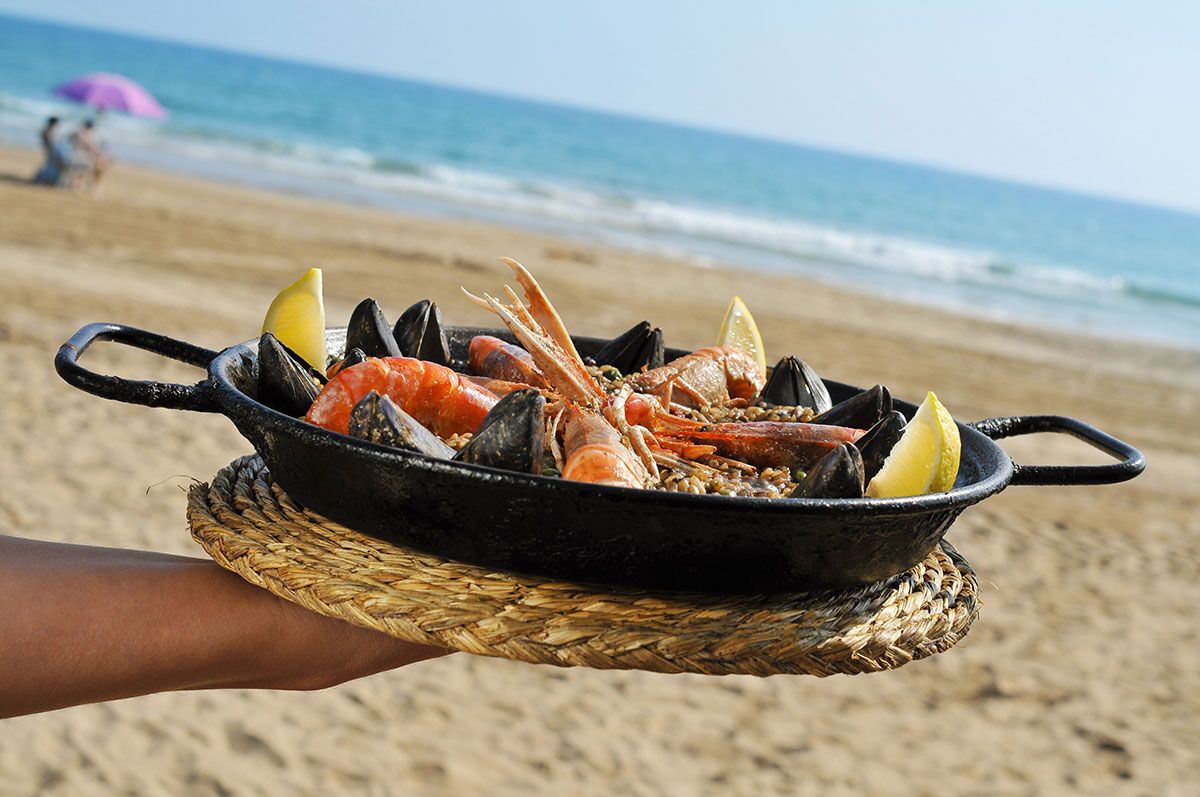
341;347;368;371
591;321;664;373
855;410;907;483
393;299;451;366
814;384;892;430
790;443;865;499
326;347;368;380
760;356;832;413
257;332;321;417
268;333;327;384
346;298;401;358
454;388;545;474
347;391;454;458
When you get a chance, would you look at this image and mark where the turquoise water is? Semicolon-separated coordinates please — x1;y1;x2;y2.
3;13;1199;347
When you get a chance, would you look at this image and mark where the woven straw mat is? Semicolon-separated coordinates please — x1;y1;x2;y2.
187;455;980;676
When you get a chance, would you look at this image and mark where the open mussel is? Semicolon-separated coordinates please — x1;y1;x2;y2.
855;410;906;483
591;321;664;373
340;347;368;371
346;298;401;358
347;391;454;458
393;299;451;366
327;347;368;379
760;356;832;413
257;332;321;417
814;384;892;430
454;388;545;474
790;443;865;499
340;348;367;369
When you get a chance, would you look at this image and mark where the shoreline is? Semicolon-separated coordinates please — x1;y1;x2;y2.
2;143;1198;794
2;143;1197;386
5;138;1196;355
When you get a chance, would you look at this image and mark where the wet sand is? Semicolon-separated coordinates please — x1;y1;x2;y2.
0;145;1197;795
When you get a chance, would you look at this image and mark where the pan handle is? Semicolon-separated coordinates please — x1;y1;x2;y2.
55;322;220;413
970;415;1145;487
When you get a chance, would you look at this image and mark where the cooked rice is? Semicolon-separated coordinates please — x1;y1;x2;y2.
683;403;816;424
658;460;796;498
444;432;473;451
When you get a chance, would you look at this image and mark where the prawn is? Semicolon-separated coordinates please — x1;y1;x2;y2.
306;357;497;437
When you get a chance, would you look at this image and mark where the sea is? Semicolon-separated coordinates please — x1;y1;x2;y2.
2;13;1199;348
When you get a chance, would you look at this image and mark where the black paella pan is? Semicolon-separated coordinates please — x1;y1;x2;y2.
56;322;1145;592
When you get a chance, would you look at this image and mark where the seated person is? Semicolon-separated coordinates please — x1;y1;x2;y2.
32;116;70;186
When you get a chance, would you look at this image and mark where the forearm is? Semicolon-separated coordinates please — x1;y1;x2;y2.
0;536;446;718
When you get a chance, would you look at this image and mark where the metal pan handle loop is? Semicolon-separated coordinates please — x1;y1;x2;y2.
55;322;219;413
970;415;1145;486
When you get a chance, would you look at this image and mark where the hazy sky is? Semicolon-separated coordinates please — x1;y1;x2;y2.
4;1;1198;211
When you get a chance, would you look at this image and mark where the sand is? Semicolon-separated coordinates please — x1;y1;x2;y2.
0;144;1197;795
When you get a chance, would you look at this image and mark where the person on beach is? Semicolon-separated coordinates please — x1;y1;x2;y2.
0;535;448;719
32;116;68;186
68;119;110;191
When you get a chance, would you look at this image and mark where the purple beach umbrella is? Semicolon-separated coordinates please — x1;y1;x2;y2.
52;72;167;119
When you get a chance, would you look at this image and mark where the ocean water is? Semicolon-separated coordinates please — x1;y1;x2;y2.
2;13;1199;348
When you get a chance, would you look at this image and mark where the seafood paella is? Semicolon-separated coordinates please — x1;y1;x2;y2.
257;258;960;501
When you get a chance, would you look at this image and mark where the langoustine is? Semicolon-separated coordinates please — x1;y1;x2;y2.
462;258;864;488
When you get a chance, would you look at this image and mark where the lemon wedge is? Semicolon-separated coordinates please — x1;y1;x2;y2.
716;296;767;375
866;391;961;497
261;268;326;370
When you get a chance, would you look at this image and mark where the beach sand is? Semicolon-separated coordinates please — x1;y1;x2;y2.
0;145;1197;795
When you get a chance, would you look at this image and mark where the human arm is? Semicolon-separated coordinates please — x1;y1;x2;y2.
0;535;448;719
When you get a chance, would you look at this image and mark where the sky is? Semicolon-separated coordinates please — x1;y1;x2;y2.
3;1;1198;211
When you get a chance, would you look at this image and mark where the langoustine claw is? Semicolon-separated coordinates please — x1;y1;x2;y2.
462;259;605;407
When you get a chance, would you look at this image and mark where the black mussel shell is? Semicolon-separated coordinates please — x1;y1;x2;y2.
814;384;892;429
790;443;865;499
347;298;401;358
271;334;327;384
760;356;832;412
257;333;320;416
393;299;451;365
454;388;545;474
591;321;664;373
327;347;369;379
855;410;907;483
347;391;454;458
340;347;368;371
